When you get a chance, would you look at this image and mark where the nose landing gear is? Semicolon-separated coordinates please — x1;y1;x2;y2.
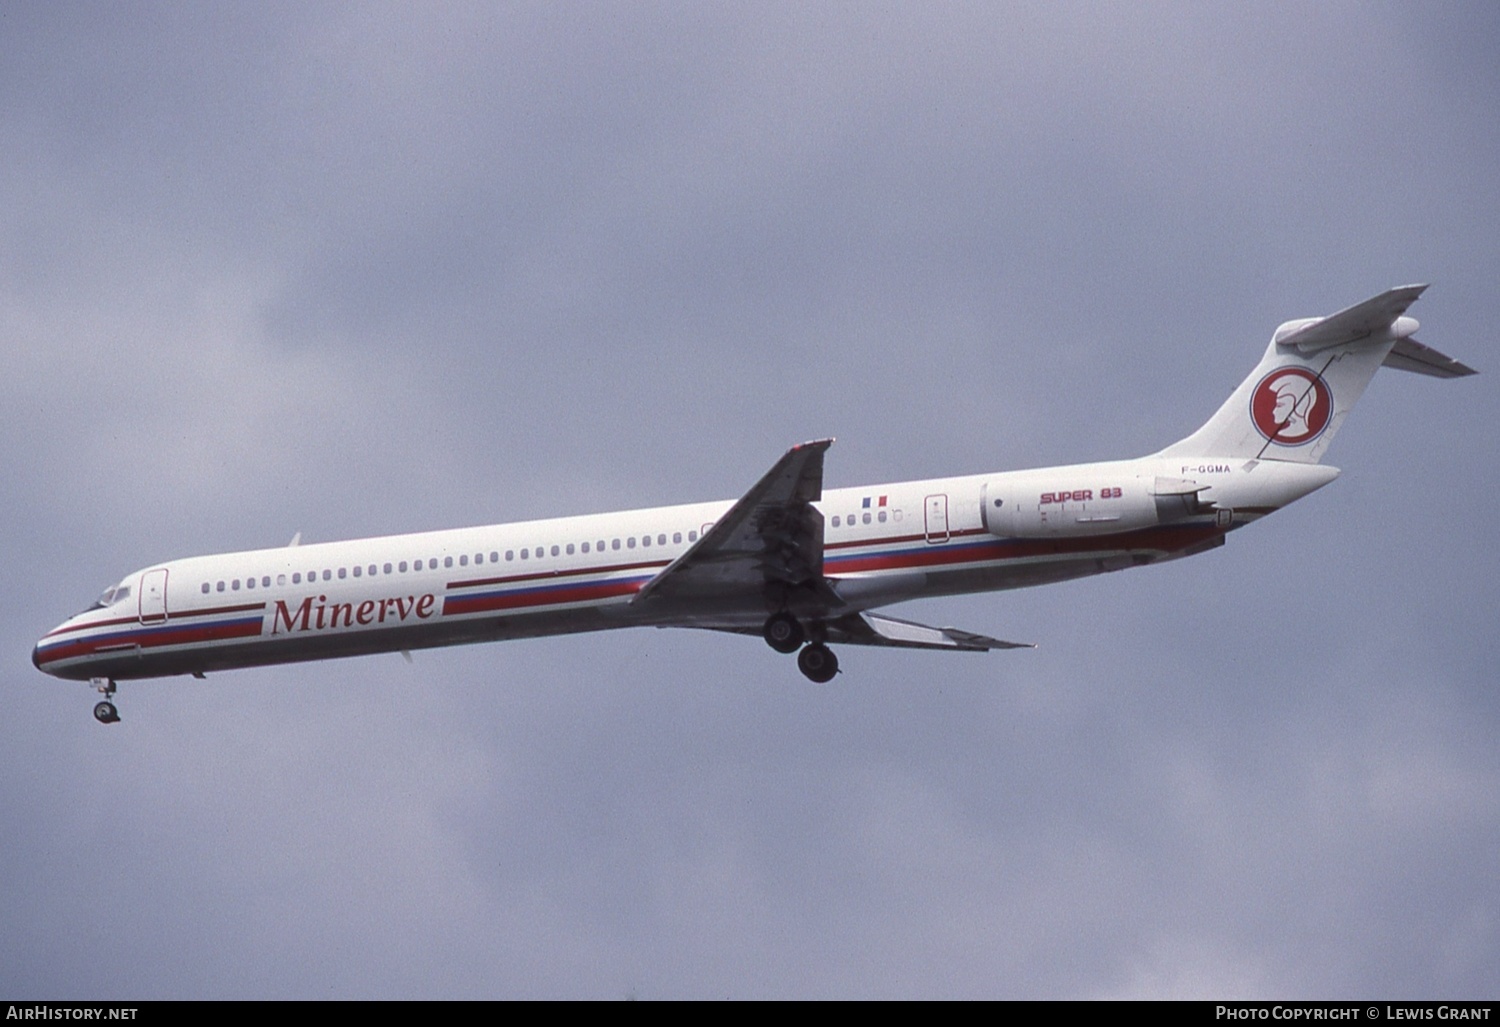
91;678;120;724
762;614;840;683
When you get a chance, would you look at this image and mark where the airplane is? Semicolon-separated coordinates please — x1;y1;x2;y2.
34;285;1475;723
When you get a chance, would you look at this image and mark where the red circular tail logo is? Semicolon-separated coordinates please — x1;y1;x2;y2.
1250;368;1332;445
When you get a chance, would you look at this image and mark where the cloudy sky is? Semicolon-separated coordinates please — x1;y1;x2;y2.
3;1;1496;999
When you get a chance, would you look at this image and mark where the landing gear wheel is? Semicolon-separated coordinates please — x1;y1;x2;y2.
763;612;805;654
797;643;839;683
93;701;120;724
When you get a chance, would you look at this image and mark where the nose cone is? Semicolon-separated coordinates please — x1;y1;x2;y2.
33;623;64;676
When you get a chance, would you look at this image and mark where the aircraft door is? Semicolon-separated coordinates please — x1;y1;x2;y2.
924;494;950;544
139;569;168;625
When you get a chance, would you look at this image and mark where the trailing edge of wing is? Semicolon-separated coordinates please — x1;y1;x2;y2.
825;611;1033;652
632;438;835;606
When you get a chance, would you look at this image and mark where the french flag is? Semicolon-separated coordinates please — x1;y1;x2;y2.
861;495;888;509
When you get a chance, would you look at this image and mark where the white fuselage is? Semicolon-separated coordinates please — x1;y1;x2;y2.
32;455;1336;683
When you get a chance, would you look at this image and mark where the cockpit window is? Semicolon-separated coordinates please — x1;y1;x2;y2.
87;582;132;612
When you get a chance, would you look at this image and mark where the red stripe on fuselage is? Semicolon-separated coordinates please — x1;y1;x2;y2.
826;524;1223;574
442;578;645;617
35;615;266;666
447;558;670;592
40;601;266;641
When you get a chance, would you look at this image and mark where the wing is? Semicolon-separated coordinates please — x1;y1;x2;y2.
825;611;1033;651
696;611;1032;652
632;438;838;611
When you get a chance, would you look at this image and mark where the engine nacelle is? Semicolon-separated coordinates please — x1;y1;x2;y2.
982;473;1212;539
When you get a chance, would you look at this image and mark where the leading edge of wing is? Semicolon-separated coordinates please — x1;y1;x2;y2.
632;438;835;606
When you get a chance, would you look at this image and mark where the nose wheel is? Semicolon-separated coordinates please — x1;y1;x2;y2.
91;678;120;724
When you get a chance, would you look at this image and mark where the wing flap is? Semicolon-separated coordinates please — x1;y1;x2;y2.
825;611;1033;652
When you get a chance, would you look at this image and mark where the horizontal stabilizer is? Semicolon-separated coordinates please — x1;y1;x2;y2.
1276;284;1427;353
826;611;1033;652
1382;337;1477;378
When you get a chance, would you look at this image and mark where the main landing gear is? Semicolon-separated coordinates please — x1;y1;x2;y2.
91;678;120;724
796;642;838;684
762;612;804;653
763;614;839;683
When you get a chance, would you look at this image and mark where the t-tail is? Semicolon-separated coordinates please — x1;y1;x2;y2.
1159;285;1476;464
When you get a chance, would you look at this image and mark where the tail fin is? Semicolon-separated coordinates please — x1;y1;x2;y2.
1158;285;1475;464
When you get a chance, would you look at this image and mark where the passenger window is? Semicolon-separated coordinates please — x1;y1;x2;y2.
459;555;468;567
612;539;621;551
201;583;209;594
383;563;392;574
642;535;651;547
444;556;453;568
323;570;332;581
581;542;590;554
232;579;241;591
293;573;302;584
246;577;255;589
505;550;514;561
429;559;438;570
551;545;559;557
689;530;698;542
673;532;682;544
520;549;529;560
878;511;887;523
566;543;575;555
627;537;636;549
862;512;871;524
657;534;666;546
277;574;286;586
338;568;346;579
832;516;840;527
217;581;225;592
353;566;362;577
490;552;499;563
